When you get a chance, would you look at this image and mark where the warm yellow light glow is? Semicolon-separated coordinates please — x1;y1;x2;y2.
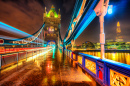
51;75;56;84
2;53;18;56
1;48;53;74
126;53;130;65
82;51;130;65
26;49;53;62
117;21;120;26
112;53;116;61
42;77;48;85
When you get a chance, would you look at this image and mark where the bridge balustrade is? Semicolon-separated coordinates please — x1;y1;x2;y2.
65;49;130;86
0;47;52;70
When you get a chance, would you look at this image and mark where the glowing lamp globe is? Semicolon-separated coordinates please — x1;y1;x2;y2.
108;5;113;14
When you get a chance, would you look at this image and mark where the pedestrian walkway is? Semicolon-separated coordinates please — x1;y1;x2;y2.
0;48;100;86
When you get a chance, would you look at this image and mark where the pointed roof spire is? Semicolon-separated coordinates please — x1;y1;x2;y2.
44;7;46;13
51;5;55;9
117;21;120;26
58;9;60;14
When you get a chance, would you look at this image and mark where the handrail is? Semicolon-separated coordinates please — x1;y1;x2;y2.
0;47;52;70
65;49;130;86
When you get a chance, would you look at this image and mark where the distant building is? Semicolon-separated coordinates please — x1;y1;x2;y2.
94;42;100;49
106;39;114;43
116;22;123;42
103;22;126;50
81;41;95;49
76;22;129;50
125;42;130;50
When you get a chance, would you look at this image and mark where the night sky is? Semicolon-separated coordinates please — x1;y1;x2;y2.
0;0;130;45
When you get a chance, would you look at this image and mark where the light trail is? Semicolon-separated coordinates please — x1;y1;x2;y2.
0;22;30;37
0;22;43;42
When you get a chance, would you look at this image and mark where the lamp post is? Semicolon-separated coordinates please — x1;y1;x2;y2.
94;0;109;59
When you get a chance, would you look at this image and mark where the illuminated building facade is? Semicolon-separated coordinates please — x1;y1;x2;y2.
82;41;95;49
116;22;123;42
43;5;61;45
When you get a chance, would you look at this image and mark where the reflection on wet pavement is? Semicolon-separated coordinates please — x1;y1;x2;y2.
0;48;100;86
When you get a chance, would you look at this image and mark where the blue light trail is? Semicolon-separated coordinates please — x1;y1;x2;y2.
0;22;30;37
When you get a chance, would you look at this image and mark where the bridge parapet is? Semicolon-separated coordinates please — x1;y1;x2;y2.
0;47;53;70
65;49;130;86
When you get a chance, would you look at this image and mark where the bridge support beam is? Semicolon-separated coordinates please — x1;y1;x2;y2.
71;40;75;51
63;43;65;55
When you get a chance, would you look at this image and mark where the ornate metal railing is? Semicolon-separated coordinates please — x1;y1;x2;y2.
65;49;130;86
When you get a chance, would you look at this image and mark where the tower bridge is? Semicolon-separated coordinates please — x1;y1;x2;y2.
43;5;61;45
0;0;130;86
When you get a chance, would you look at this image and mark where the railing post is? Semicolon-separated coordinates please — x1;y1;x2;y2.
17;53;19;66
104;62;108;85
39;50;40;56
32;51;33;60
0;55;2;70
26;52;27;61
96;60;98;79
71;52;73;59
68;51;69;57
75;53;78;61
36;50;37;58
69;51;70;58
67;50;68;56
82;56;85;68
42;49;43;55
4;48;5;53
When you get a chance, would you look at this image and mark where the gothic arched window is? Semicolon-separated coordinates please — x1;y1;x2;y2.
50;12;54;17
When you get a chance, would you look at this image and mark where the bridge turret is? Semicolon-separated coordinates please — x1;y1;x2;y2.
58;9;61;19
43;7;47;23
43;7;47;17
43;5;61;45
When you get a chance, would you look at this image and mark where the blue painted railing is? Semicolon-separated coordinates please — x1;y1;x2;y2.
65;49;130;86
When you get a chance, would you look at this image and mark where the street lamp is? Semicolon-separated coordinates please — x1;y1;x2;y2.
108;5;113;14
94;0;110;59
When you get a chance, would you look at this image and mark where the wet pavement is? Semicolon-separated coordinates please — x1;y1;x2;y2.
0;48;100;86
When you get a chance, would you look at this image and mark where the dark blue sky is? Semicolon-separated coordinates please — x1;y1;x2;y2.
76;0;130;44
0;0;130;45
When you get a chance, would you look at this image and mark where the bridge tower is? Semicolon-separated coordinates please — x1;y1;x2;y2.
43;5;61;46
116;21;123;42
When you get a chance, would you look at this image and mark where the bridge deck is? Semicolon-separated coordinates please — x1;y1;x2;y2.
0;49;100;86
